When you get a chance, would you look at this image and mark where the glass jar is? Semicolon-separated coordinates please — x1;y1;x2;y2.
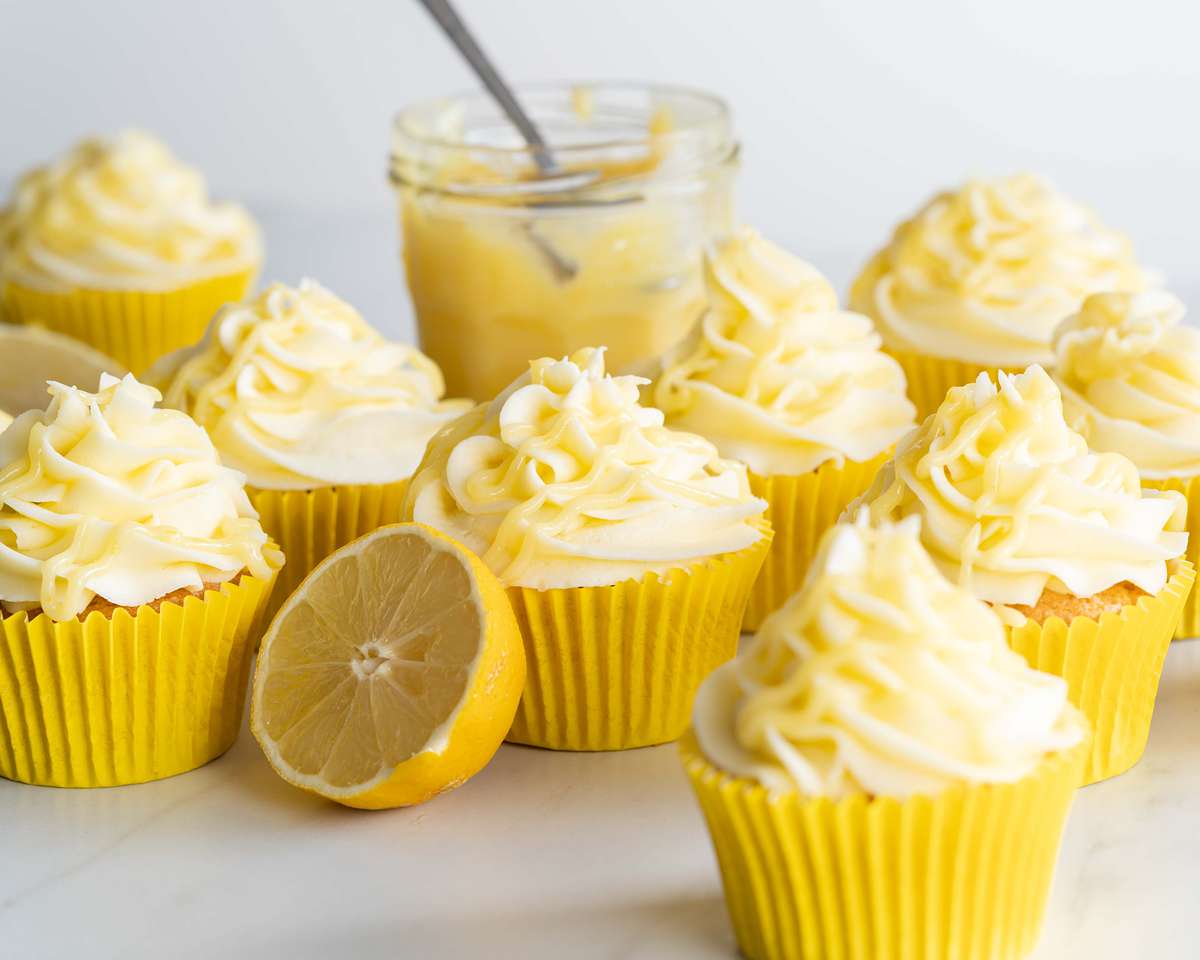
390;82;738;399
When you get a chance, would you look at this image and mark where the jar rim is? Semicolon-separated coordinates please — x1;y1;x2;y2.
391;80;732;157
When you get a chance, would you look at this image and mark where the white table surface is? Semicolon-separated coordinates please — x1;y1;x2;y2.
3;212;1198;958
1;640;1197;959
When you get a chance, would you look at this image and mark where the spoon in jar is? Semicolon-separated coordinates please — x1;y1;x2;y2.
415;0;586;280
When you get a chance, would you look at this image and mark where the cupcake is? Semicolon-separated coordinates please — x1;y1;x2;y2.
850;174;1148;419
1052;290;1200;637
0;374;281;787
404;346;771;750
656;228;915;628
682;512;1088;960
861;364;1192;783
156;278;471;613
0;131;261;373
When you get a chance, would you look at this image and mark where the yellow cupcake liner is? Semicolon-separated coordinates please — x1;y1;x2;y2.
0;569;277;788
886;348;1017;422
745;451;890;631
1006;562;1194;785
3;267;255;374
251;480;409;621
1143;475;1200;639
506;522;772;752
680;732;1088;960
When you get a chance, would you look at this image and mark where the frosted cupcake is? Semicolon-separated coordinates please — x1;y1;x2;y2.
405;346;771;750
850;174;1148;418
656;229;915;627
1052;290;1200;637
0;131;261;372
156;278;471;610
861;365;1192;783
682;512;1087;960
0;374;281;787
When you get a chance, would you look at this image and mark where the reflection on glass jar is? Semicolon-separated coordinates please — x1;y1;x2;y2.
390;82;738;400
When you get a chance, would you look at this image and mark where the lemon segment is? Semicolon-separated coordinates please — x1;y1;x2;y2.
0;322;126;414
251;523;525;809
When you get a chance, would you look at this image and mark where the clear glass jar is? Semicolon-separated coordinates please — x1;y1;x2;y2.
390;82;738;399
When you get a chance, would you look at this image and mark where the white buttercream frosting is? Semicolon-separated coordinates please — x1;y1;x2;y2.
0;374;278;621
850;174;1148;366
157;279;471;490
1053;290;1200;480
656;229;915;475
405;347;767;589
860;365;1187;607
694;512;1085;797
0;130;260;291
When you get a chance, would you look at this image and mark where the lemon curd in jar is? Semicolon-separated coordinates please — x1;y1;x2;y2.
390;83;738;399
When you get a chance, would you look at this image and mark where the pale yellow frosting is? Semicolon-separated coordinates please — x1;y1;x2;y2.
655;229;915;475
694;511;1085;797
1053;290;1200;480
0;410;10;433
157;280;471;490
0;374;277;622
405;346;767;589
850;174;1147;366
0;130;261;291
860;365;1187;608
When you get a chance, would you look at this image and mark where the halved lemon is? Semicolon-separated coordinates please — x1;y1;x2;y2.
0;323;126;414
250;523;525;809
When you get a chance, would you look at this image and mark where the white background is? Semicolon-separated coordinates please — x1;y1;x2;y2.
2;0;1198;339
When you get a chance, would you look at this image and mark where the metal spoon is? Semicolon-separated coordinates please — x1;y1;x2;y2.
415;0;583;280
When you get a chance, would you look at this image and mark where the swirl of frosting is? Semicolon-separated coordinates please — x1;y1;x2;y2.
694;512;1085;797
0;410;10;433
1052;290;1200;479
655;229;916;475
849;174;1147;366
157;280;471;490
0;374;278;622
0;130;261;291
405;347;767;589
860;365;1187;607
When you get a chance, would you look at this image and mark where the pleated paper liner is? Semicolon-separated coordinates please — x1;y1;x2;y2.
506;521;772;752
1143;475;1200;639
1006;562;1194;786
745;451;889;631
2;266;255;374
680;732;1088;960
250;480;409;622
0;567;277;788
886;348;1018;422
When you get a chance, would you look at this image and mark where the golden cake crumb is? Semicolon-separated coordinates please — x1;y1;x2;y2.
6;573;245;622
1006;581;1147;626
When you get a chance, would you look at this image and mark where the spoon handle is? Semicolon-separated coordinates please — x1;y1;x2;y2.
415;0;557;174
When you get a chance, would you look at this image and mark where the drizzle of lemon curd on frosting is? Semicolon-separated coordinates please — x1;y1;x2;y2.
157;280;471;490
0;130;260;291
655;228;915;475
1053;290;1200;480
849;174;1147;366
0;374;277;622
405;346;767;589
693;512;1084;797
860;365;1187;608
